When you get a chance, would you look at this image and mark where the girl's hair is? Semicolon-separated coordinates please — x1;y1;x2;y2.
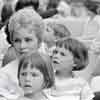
18;52;54;88
15;0;39;11
6;7;45;45
55;38;88;70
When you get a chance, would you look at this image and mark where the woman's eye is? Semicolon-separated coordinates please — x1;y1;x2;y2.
60;52;65;56
25;38;32;42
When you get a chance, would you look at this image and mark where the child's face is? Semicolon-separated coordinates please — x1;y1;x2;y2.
19;65;44;95
12;28;39;56
52;46;74;71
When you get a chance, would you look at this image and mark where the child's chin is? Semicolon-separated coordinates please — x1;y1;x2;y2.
53;64;61;71
24;90;33;96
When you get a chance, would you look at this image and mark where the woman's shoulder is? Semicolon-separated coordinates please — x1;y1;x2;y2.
1;59;19;71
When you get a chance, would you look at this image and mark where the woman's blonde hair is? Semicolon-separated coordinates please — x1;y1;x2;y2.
8;7;45;44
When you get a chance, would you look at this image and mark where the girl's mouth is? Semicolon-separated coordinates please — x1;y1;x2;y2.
24;85;31;88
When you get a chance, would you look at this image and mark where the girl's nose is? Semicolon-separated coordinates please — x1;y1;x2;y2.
25;74;31;82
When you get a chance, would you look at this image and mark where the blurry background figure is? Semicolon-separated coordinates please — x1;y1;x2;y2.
15;0;39;11
89;0;100;15
0;0;4;21
0;0;14;67
0;1;14;28
70;0;88;18
38;0;50;12
38;0;60;18
41;19;71;56
54;0;72;18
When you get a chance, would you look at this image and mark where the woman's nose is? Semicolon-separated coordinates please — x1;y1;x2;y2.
20;40;26;49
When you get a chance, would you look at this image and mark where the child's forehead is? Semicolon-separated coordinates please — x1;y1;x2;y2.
22;62;36;70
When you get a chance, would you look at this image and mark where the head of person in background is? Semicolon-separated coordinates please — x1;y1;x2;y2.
2;8;45;66
0;2;14;29
38;0;50;11
88;0;100;15
18;52;54;100
52;37;88;74
15;0;39;11
41;20;71;56
70;0;88;17
85;0;98;17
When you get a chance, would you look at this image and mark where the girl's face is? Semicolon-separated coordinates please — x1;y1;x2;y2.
19;65;44;95
12;28;38;56
52;46;74;71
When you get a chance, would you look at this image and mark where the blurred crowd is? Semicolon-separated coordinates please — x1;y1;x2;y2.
0;0;100;100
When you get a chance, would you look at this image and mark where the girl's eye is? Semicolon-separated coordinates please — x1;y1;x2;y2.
60;52;65;56
21;72;27;76
32;73;38;77
14;38;21;43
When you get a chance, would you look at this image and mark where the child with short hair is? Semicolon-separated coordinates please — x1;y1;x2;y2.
46;37;94;100
17;52;54;100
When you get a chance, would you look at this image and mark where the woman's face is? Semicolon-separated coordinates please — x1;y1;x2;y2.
19;65;44;95
52;46;74;71
12;28;39;56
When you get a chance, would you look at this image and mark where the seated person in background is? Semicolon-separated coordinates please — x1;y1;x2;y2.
0;2;14;67
17;52;54;100
41;19;71;56
15;0;60;19
70;0;88;18
46;37;94;100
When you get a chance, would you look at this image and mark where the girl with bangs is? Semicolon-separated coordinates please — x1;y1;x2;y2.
17;52;54;100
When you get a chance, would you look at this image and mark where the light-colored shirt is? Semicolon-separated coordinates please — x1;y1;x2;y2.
0;59;22;100
45;77;94;100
